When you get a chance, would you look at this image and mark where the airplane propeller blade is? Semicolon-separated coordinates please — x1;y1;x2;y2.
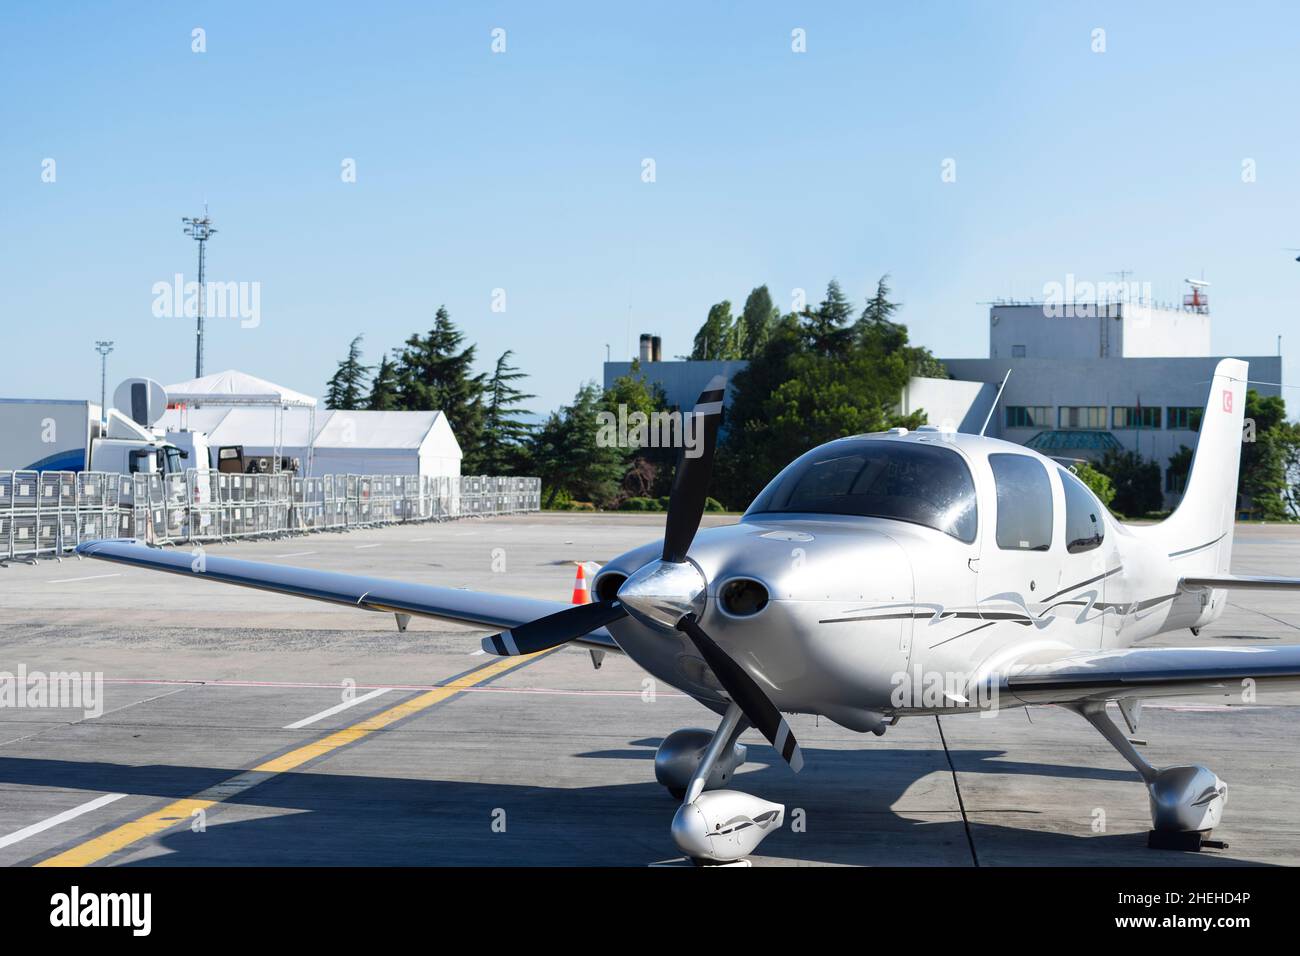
483;599;628;656
661;376;725;564
676;612;804;773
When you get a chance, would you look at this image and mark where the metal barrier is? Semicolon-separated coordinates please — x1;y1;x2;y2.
0;471;541;561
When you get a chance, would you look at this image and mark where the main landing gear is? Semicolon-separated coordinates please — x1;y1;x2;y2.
657;703;785;865
1073;701;1228;851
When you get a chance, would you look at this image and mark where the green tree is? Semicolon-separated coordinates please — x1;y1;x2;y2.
1283;421;1300;519
854;274;947;378
716;279;920;508
1239;389;1291;520
366;356;401;410
325;336;371;410
805;279;854;356
479;350;535;474
1097;449;1163;517
394;306;486;469
602;359;673;499
736;285;778;358
1165;445;1194;497
529;382;624;507
854;275;903;349
1072;460;1116;507
690;301;739;360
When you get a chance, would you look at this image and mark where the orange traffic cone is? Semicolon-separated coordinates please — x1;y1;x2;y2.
571;563;591;605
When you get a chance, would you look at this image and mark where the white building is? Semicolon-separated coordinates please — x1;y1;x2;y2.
941;296;1282;506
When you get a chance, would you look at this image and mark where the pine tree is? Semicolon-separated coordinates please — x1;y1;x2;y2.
479;350;535;474
394;306;486;468
325;336;371;410
367;355;400;410
529;382;624;507
805;279;854;356
855;274;906;352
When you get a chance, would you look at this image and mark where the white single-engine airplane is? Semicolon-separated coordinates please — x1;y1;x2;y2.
79;358;1300;864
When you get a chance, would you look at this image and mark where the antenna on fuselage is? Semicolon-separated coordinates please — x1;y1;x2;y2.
977;369;1013;437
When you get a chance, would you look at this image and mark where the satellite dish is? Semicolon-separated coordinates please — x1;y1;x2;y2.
113;377;168;427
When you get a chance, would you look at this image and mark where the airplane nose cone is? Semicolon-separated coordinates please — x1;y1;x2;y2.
616;558;707;630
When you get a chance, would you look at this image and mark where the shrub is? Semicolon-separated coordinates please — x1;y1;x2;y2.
619;497;661;511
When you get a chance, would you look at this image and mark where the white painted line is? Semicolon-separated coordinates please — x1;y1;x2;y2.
469;649;486;656
354;543;382;550
284;687;392;729
46;573;122;585
454;531;476;537
276;551;317;558
0;793;127;850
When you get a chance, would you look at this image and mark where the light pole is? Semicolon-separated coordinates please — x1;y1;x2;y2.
94;340;114;426
182;208;217;378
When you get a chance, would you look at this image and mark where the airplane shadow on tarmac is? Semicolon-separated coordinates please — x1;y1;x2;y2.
0;742;1272;867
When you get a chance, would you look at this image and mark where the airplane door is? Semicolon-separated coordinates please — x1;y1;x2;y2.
1055;465;1110;648
976;453;1065;637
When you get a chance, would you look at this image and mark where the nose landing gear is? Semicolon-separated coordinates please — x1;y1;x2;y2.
663;702;786;864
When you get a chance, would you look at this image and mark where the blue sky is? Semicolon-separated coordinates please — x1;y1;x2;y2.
3;1;1298;417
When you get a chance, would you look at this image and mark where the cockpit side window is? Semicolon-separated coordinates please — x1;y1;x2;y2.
1059;466;1105;554
989;453;1053;552
745;439;978;543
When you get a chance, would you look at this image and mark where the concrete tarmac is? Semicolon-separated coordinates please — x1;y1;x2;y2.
1;514;1298;866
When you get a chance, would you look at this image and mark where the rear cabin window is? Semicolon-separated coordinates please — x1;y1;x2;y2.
1059;466;1105;554
989;453;1053;551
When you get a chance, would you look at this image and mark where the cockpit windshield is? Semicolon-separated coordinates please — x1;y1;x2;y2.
745;437;978;542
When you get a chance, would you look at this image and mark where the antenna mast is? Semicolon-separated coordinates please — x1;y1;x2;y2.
182;207;217;378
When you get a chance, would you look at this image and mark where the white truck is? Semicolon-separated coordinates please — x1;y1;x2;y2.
0;398;196;479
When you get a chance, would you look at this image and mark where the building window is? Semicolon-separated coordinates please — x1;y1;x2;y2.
990;454;1053;551
1059;406;1106;429
1166;407;1203;431
1005;406;1052;428
1112;406;1161;429
1011;344;1026;357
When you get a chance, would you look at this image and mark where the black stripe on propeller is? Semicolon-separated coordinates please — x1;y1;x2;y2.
482;599;628;656
662;376;726;564
676;612;804;772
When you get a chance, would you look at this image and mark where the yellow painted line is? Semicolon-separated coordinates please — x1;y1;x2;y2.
36;652;545;867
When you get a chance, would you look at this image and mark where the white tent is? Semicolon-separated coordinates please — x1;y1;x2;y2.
311;410;461;477
157;405;462;478
162;370;317;473
163;370;316;408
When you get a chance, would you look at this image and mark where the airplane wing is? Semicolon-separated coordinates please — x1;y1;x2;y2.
1180;574;1300;591
75;539;621;653
999;645;1300;706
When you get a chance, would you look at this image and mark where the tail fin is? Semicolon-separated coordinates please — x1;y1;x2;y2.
1152;358;1247;574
